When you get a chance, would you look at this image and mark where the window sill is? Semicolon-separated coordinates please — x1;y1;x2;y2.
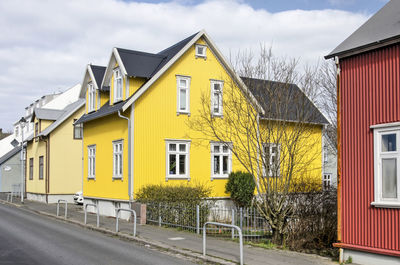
177;111;190;116
371;201;400;208
112;177;123;181
88;177;95;180
113;99;123;104
87;109;96;114
166;176;190;181
211;175;229;180
195;55;207;60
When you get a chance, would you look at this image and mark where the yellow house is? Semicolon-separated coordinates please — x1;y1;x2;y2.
26;85;85;203
76;30;327;216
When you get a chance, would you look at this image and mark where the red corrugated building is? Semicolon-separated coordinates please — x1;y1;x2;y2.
325;1;400;264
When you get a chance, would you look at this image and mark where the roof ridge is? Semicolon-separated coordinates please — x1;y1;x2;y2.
116;47;165;58
240;76;296;87
90;65;106;69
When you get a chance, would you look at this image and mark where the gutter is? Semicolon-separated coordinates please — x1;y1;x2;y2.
117;110;133;202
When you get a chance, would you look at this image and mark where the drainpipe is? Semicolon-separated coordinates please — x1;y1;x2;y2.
117;110;132;203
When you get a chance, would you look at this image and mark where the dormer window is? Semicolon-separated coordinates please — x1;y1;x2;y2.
88;82;95;112
195;44;207;59
114;68;123;102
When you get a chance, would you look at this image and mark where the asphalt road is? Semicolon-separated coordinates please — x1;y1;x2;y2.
0;203;197;265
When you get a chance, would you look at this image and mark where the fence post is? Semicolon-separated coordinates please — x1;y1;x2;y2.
231;208;235;239
240;207;243;231
196;205;200;234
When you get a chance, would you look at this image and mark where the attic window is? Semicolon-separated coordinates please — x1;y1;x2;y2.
113;68;123;103
195;44;207;59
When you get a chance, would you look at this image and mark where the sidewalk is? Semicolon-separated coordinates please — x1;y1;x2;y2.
0;195;335;265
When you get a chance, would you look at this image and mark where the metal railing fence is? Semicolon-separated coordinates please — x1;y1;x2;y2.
145;201;271;242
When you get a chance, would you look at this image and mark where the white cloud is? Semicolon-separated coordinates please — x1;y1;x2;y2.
0;0;368;130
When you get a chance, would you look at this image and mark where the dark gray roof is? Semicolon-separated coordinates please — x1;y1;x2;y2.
31;108;64;122
101;86;110;92
39;99;85;136
116;32;198;79
75;100;126;124
90;65;106;89
326;0;400;59
116;48;166;79
0;146;21;165
242;77;328;125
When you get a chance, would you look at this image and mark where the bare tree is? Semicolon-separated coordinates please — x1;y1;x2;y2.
188;46;326;244
317;60;337;150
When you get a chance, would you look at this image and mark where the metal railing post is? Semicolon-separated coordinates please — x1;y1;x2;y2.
84;203;99;227
196;205;200;234
56;199;68;219
231;208;235;239
240;207;243;231
203;221;243;265
115;208;137;237
158;203;161;227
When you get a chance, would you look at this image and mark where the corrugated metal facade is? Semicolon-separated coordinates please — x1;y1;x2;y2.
340;43;400;254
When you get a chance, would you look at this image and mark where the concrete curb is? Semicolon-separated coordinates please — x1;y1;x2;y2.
0;200;235;265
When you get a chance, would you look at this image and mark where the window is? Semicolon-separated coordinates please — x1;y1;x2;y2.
73;120;83;139
211;143;232;179
262;143;280;177
29;158;33;180
166;140;190;179
176;76;191;114
125;77;130;100
113;140;123;179
39;156;44;180
323;173;331;190
211;80;223;116
195;44;207;58
88;145;96;179
113;68;123;102
97;88;101;109
323;146;328;163
372;124;400;207
88;82;96;112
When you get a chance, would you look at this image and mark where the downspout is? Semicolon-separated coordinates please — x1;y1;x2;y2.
335;56;342;245
118;110;133;204
81;124;84;194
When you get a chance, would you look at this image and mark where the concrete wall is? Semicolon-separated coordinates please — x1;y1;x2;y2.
343;249;400;265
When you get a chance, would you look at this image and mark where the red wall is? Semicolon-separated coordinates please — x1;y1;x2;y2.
340;43;400;253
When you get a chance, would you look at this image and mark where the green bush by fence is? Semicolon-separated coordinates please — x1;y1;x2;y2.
225;171;255;208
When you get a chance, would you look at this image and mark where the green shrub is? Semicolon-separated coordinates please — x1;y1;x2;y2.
136;183;211;228
136;183;210;204
225;171;255;207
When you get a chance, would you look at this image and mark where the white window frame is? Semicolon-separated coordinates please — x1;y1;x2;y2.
125;76;130;100
176;75;191;114
165;139;190;180
211;142;232;179
211;80;223;116
97;88;100;110
262;143;281;177
323;173;332;190
88;82;96;112
88;145;96;179
372;124;400;208
113;68;123;103
195;44;207;59
113;140;123;179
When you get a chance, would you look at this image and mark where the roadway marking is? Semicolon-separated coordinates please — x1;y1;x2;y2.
168;237;185;241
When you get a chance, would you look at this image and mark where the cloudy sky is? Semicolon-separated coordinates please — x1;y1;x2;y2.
0;0;388;130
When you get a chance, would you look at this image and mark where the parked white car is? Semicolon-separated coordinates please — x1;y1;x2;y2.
73;191;83;204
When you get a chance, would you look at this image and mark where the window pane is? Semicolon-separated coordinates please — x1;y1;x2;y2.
179;79;187;87
214;83;220;91
93;157;95;175
197;46;204;55
382;134;396;152
382;158;397;198
169;144;176;151
214;155;220;174
119;154;122;175
179;144;186;152
222;145;228;153
271;146;277;154
179;154;185;174
179;89;187;110
223;155;228;174
169;154;176;174
213;145;220;153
